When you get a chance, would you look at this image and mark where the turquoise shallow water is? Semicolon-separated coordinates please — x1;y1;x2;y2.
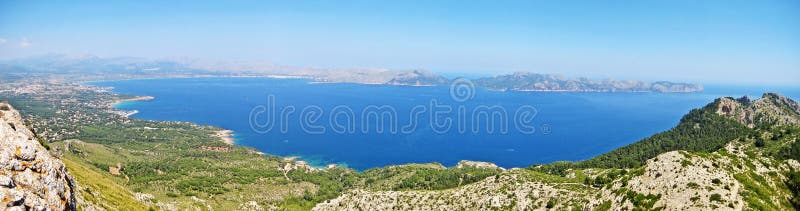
91;78;800;170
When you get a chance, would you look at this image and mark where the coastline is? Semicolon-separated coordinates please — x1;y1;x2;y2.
111;96;155;107
82;74;704;93
214;129;235;145
308;81;441;87
108;92;238;146
84;75;737;172
88;76;685;172
108;96;154;118
94;79;240;146
483;88;699;93
79;74;313;85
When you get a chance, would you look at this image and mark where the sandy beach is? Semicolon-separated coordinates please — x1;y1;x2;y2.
215;129;235;145
112;96;155;107
107;96;153;118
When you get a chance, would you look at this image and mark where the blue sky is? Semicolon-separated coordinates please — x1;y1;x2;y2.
1;0;798;84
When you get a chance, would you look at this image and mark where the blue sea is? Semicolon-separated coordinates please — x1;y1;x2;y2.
92;78;800;170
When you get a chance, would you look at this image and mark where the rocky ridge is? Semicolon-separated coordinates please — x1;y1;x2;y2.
314;145;789;210
716;93;800;128
0;102;76;210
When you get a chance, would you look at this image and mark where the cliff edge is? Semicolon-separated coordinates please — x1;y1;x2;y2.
0;102;76;210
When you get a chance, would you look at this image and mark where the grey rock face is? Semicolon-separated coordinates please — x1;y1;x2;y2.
0;102;76;210
715;93;800;128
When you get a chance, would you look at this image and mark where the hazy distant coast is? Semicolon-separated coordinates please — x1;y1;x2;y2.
473;72;703;93
1;54;703;93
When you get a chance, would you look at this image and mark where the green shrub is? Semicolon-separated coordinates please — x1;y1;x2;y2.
577;101;751;168
710;193;722;202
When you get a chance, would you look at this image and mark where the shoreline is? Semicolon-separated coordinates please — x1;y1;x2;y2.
79;74;313;85
86;75;660;172
86;75;712;172
214;129;235;145
111;96;155;108
107;96;154;118
82;74;705;93
106;93;239;147
123;110;139;118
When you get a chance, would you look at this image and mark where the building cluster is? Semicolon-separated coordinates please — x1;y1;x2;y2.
0;80;132;141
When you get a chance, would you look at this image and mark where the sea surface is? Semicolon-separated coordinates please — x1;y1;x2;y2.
92;78;800;170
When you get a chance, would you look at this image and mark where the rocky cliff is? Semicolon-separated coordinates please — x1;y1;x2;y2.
0;102;76;210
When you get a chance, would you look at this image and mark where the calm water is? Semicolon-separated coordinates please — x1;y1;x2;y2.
92;78;800;170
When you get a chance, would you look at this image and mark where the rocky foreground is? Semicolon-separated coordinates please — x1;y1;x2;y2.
314;147;795;210
0;102;76;210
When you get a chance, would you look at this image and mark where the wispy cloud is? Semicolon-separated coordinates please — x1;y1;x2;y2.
19;38;31;48
0;38;7;44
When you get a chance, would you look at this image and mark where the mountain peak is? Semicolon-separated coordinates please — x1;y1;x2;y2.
715;93;800;128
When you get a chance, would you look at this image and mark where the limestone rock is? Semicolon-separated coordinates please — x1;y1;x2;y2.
456;160;504;170
716;93;800;128
0;102;76;210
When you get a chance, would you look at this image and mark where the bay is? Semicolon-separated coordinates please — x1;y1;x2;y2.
91;77;800;170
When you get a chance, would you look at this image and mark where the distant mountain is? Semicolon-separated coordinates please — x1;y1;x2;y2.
386;69;450;86
0;54;213;83
473;72;703;93
1;55;703;91
0;55;451;86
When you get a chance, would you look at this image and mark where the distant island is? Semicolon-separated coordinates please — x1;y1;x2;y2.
1;54;702;93
473;72;703;93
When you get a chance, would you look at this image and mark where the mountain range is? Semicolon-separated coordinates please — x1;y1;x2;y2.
1;54;702;92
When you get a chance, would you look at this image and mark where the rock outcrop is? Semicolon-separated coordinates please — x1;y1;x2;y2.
715;93;800;128
314;143;792;210
0;102;76;210
455;160;504;170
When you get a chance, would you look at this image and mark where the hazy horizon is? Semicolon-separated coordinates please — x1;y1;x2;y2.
1;1;799;85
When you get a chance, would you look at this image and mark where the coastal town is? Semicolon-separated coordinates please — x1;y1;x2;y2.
0;79;231;144
0;79;123;140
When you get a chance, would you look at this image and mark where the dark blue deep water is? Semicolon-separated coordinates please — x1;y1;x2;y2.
91;78;800;170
